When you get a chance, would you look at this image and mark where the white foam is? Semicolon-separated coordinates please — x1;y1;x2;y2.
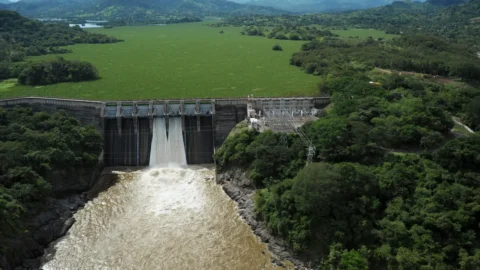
149;117;187;167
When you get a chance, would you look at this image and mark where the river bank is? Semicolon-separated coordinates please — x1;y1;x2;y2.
39;166;275;269
2;165;301;269
217;168;309;270
0;166;119;270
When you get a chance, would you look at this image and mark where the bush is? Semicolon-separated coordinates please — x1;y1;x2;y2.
420;131;443;149
0;62;11;80
272;44;283;51
8;51;25;62
289;33;300;40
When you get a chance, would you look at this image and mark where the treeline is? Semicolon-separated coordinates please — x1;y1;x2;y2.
106;15;202;27
290;35;480;80
1;58;99;85
18;58;99;86
240;25;337;41
215;67;480;268
0;107;102;241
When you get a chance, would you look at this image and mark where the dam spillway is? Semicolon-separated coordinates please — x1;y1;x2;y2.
0;97;331;166
102;100;216;166
150;117;187;166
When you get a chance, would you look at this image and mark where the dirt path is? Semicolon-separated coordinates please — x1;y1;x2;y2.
453;117;475;134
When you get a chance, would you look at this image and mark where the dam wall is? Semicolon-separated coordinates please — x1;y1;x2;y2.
214;100;248;149
0;97;330;166
0;97;103;128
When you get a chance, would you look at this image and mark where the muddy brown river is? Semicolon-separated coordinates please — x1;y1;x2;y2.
42;166;276;269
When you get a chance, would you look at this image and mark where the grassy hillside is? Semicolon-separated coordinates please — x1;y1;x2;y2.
0;23;319;100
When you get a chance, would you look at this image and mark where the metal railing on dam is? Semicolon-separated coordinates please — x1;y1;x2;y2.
0;96;330;166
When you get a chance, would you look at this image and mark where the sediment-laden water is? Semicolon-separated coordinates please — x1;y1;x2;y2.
41;166;276;269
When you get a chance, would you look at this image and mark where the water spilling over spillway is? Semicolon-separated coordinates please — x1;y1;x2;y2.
149;117;187;166
41;118;275;269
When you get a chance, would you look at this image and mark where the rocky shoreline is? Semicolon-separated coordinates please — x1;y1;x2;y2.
0;167;119;270
217;168;309;270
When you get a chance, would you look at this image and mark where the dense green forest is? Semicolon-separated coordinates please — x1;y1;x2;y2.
217;0;480;49
0;11;120;84
215;70;480;268
215;9;480;265
0;107;102;241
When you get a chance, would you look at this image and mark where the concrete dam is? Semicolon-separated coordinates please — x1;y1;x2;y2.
0;97;330;166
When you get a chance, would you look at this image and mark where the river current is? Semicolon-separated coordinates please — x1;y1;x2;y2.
41;166;276;269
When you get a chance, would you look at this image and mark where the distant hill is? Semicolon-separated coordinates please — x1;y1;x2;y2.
325;0;479;46
230;0;414;12
4;0;287;21
427;0;468;5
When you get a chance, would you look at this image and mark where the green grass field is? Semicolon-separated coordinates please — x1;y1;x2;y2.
0;23;320;100
331;29;397;39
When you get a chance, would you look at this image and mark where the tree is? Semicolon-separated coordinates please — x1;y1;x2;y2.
420;131;443;149
272;44;283;51
464;97;480;130
291;163;380;252
432;135;480;172
339;250;369;270
289;33;300;40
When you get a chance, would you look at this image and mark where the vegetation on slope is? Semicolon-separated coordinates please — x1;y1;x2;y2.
0;107;102;241
215;25;480;268
290;35;480;130
215;74;480;268
291;35;480;79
